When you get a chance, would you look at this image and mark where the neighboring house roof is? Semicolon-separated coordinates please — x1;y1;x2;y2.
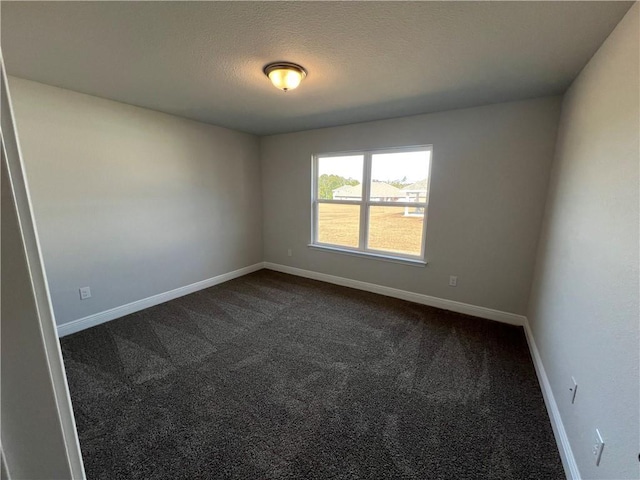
333;182;404;198
402;179;429;191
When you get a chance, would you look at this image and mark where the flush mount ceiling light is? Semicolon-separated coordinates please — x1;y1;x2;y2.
263;62;307;92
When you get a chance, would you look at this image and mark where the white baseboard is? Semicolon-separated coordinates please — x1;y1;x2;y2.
523;319;580;480
265;262;577;479
57;259;577;479
263;262;526;326
56;263;265;337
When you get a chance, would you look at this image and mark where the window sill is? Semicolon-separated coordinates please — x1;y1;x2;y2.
307;244;427;267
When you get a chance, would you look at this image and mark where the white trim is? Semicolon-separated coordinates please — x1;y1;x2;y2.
263;262;575;478
57;263;264;337
56;258;576;479
1;441;12;480
361;151;372;250
312;144;433;157
311;145;432;263
307;244;427;267
523;319;580;480
263;262;525;326
2;58;86;478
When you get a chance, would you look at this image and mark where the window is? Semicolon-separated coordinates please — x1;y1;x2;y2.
311;146;432;263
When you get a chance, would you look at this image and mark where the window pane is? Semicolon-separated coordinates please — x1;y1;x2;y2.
317;155;364;200
317;203;360;248
367;206;424;256
369;150;431;203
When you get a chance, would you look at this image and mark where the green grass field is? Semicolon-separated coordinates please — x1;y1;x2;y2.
317;203;425;256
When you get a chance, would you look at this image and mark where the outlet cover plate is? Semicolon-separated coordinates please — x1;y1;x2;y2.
593;429;604;466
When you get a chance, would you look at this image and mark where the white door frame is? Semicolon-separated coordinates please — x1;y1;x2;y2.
1;53;86;479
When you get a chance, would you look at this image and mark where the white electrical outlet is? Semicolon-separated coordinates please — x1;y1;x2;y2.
593;429;604;466
79;286;91;300
287;248;293;257
570;377;578;404
449;275;458;287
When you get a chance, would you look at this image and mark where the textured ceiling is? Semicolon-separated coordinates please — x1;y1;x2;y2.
1;1;633;135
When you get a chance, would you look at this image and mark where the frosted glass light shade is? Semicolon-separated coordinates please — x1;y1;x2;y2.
263;62;307;92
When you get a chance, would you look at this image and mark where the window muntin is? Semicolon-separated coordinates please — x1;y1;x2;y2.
312;146;432;261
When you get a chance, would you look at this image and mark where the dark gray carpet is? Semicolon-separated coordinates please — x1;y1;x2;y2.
61;269;563;479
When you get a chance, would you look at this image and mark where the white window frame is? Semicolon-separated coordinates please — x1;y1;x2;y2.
310;145;432;265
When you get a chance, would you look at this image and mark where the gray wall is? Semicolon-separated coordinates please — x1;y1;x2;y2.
8;77;263;327
528;4;639;479
261;97;561;315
